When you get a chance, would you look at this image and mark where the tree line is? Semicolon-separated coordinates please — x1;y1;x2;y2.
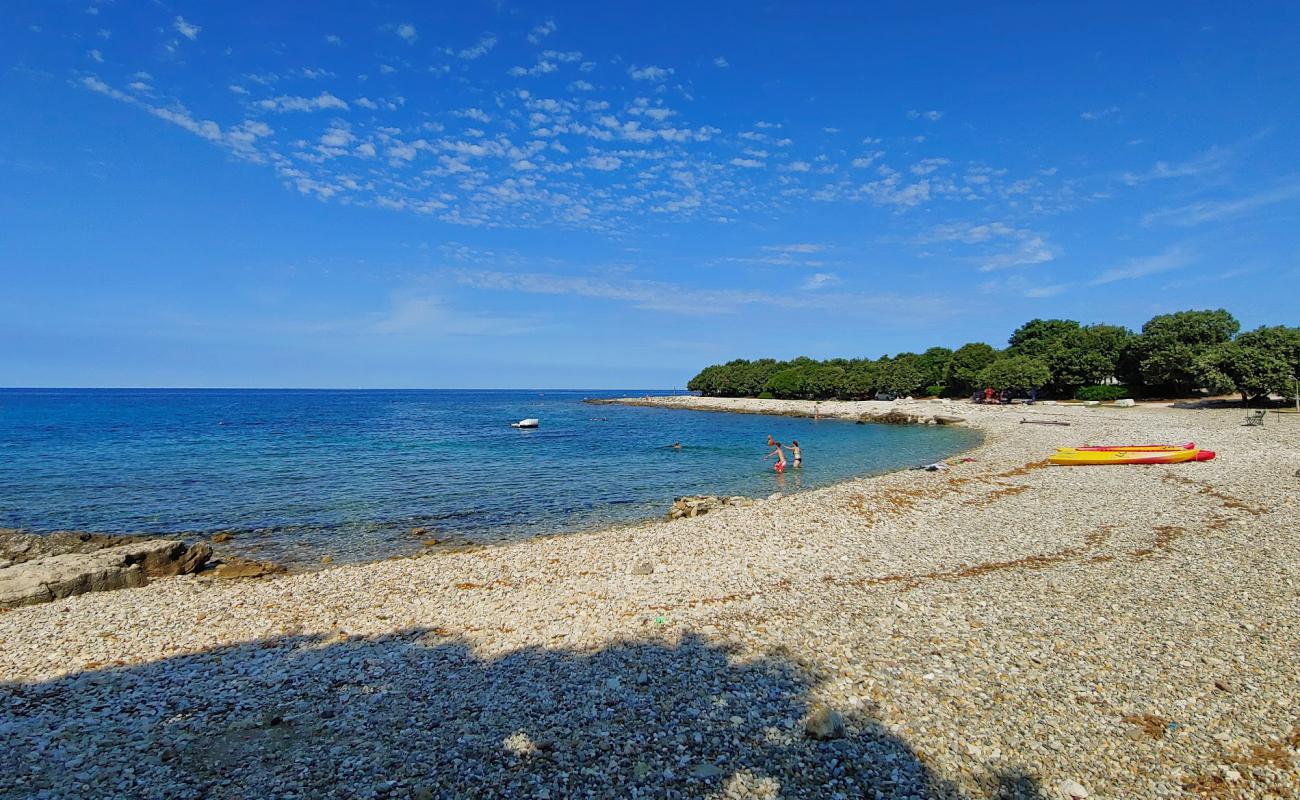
686;309;1300;404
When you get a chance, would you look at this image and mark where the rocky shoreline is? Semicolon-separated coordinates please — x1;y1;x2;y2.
586;395;969;425
1;398;1297;798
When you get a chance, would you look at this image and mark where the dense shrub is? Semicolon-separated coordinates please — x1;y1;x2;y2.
757;391;774;399
1074;385;1130;402
924;385;946;397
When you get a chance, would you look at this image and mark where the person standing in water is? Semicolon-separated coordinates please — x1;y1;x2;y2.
790;440;802;468
764;440;787;473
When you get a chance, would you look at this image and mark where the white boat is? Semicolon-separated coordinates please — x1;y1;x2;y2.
511;418;539;428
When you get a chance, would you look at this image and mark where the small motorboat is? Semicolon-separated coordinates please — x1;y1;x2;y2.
511;418;539;429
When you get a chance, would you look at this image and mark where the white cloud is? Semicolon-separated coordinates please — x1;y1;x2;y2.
1081;106;1120;121
1141;181;1300;226
87;49;104;63
324;34;342;45
457;35;497;60
1120;144;1234;185
909;157;950;176
628;65;674;82
783;160;811;172
542;50;583;63
907;109;943;121
1090;247;1193;285
395;23;417;43
456;108;491;124
81;76;273;160
257;92;349;112
173;16;200;41
926;222;1056;271
713;56;729;67
567;80;594;92
527;20;557;44
509;60;558;77
319;124;354;148
803;272;840;290
730;158;764;168
370;293;535;336
228;84;249;95
583;154;622;171
765;244;826;254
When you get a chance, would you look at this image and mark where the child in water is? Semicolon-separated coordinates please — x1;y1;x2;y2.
790;440;802;468
764;441;787;473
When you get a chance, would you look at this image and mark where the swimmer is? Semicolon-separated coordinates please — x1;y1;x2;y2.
790;439;802;468
764;441;787;473
671;441;682;449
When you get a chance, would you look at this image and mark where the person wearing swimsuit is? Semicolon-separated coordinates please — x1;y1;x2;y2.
790;440;802;468
764;441;787;473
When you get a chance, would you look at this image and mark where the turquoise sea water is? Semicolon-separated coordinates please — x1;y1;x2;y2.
0;389;980;565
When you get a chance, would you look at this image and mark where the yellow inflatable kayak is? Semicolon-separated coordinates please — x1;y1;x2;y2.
1049;448;1215;466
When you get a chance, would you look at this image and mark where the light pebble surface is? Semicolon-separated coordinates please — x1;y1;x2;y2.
2;398;1298;799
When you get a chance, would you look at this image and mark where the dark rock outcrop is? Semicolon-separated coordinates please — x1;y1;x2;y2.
0;532;214;608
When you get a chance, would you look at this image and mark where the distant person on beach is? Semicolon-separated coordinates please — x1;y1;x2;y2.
984;387;995;403
764;441;787;473
813;404;821;419
790;440;802;468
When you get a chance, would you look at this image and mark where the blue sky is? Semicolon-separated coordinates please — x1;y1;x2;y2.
2;1;1298;388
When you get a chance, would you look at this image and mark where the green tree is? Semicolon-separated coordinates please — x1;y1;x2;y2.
945;343;999;395
977;356;1051;391
916;347;954;389
1123;309;1240;395
1007;319;1081;359
1046;324;1134;394
1236;326;1300;381
1196;342;1292;405
844;359;883;399
879;359;925;396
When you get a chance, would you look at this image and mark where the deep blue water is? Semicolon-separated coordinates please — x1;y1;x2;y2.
0;389;980;565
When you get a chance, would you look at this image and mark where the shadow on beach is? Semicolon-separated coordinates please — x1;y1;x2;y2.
0;630;1045;799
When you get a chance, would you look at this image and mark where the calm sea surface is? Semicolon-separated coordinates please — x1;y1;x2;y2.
0;389;981;565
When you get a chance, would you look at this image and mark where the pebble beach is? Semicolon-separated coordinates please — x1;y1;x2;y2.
1;398;1297;799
